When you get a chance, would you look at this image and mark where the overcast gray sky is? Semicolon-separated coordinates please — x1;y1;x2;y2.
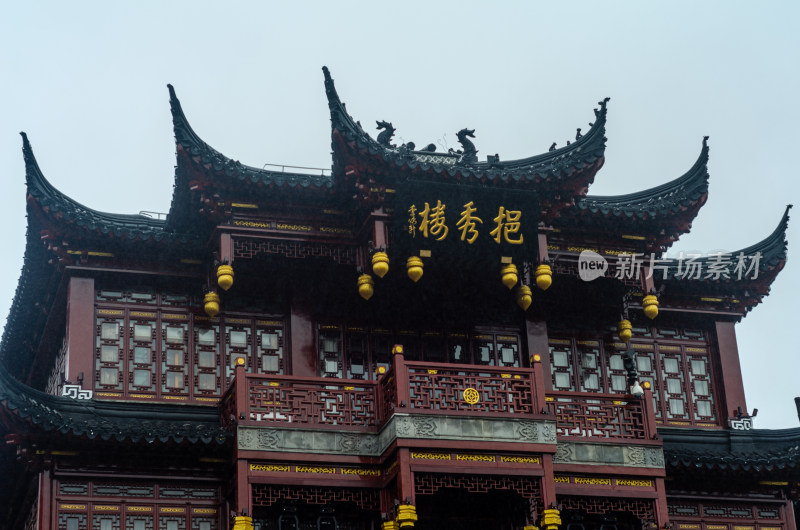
1;2;797;428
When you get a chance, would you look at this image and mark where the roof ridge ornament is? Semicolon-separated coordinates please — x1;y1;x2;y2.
376;120;396;147
452;128;477;165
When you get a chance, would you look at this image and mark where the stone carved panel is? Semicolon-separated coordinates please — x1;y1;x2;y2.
552;442;664;469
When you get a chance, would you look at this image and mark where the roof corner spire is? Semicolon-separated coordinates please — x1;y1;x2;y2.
19;132;48;192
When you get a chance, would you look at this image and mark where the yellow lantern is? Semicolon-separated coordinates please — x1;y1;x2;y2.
643;294;659;319
501;263;518;289
542;509;561;530
358;274;375;300
372;251;389;278
396;504;418;529
407;256;424;282
618;319;633;342
535;263;553;290
516;285;533;311
216;264;234;291
232;516;253;530
382;521;399;530
203;291;220;317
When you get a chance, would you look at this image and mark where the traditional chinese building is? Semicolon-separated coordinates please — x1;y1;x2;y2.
0;67;796;530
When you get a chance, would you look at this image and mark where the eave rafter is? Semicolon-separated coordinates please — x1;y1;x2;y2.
0;368;230;447
553;137;711;252
656;205;791;315
322;66;608;218
166;85;335;231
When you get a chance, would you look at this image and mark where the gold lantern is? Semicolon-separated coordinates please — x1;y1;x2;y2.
542;509;561;530
535;263;553;290
372;251;390;278
516;285;533;311
216;264;234;291
358;274;375;300
396;504;418;529
501;263;518;289
407;256;424;282
643;294;659;319
232;516;253;530
618;319;633;343
203;291;220;317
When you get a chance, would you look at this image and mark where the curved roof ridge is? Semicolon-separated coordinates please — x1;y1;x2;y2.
0;367;230;445
167;84;330;185
322;65;608;174
21;132;167;230
662;205;791;285
581;136;709;207
732;204;791;263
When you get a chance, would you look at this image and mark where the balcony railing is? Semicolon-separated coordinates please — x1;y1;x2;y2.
546;391;656;440
224;349;658;442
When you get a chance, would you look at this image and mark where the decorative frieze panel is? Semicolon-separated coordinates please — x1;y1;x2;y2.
234;239;356;265
237;414;557;456
552;442;664;469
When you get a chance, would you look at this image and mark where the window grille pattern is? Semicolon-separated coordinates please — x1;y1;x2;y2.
318;325;521;378
548;326;719;427
251;485;378;510
56;479;219;530
559;496;655;520
94;288;284;404
414;473;542;508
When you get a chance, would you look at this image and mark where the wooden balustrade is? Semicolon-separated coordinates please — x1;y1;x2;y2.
224;353;659;442
545;390;657;440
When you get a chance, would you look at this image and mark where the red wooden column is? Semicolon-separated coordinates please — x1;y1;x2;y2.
714;321;748;421
233;360;252;519
65;277;95;388
289;292;316;377
526;318;551;397
653;478;670;529
38;469;53;530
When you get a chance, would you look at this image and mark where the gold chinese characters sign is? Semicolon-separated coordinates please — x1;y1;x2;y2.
394;181;539;263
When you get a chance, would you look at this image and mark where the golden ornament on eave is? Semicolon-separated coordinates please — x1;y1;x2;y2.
643;294;659;319
501;263;518;289
203;291;221;317
216;264;234;291
618;319;633;343
407;256;424;282
358;274;375;300
372;251;390;278
535;263;553;290
516;285;533;311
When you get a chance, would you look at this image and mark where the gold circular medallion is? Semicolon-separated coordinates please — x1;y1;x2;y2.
462;387;480;405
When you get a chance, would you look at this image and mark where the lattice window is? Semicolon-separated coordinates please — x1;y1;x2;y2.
559;495;655;521
415;473;542;512
251;485;379;511
195;320;221;395
93;513;121;530
130;314;158;395
161;319;189;395
549;338;611;393
549;326;719;427
97;314;125;391
56;479;220;530
256;321;284;375
319;325;521;378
